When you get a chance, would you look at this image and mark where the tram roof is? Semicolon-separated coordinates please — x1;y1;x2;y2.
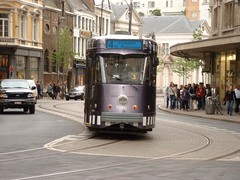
93;34;139;40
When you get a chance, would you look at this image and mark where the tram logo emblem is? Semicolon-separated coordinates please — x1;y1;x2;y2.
118;95;128;105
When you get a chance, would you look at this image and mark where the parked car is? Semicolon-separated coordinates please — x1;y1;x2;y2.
65;86;85;101
27;80;38;101
0;79;36;114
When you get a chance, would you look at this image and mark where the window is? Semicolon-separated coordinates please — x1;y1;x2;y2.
86;18;88;30
148;1;155;8
44;50;49;72
82;17;85;29
224;2;234;30
191;11;197;18
0;14;9;37
33;18;38;41
78;16;81;28
161;43;169;55
20;15;26;38
52;52;57;73
134;2;140;8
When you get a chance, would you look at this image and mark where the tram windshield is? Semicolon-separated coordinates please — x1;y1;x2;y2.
96;54;151;84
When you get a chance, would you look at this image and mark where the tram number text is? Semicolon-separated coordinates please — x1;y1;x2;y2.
116;105;127;110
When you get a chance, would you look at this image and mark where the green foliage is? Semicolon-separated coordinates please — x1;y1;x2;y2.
193;26;203;41
138;12;144;17
172;57;201;78
51;27;77;69
150;9;162;16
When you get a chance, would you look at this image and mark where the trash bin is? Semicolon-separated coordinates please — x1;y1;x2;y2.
205;96;215;114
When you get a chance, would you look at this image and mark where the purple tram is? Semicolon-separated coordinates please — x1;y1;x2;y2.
84;35;159;133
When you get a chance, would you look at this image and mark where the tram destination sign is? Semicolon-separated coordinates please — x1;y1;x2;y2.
106;39;142;49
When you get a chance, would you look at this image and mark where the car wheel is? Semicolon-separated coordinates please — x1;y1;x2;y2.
29;105;35;114
0;107;3;114
66;98;69;101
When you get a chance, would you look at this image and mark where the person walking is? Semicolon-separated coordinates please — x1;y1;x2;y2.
196;82;206;110
168;82;177;110
224;85;236;116
165;84;170;109
182;85;190;111
234;85;240;114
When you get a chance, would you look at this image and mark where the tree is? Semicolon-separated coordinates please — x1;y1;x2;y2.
51;27;76;74
172;57;201;79
150;9;162;16
193;26;203;41
138;12;144;17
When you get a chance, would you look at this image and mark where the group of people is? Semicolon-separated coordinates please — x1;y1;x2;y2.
46;82;67;100
165;82;240;116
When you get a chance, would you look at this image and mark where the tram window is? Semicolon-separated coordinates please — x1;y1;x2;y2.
97;55;151;84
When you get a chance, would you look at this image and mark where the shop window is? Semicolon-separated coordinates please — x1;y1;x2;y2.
30;58;38;80
16;56;26;79
0;55;8;79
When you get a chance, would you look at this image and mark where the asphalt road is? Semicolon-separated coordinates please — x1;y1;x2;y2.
0;99;239;180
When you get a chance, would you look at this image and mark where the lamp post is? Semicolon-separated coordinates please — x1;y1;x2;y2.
99;0;104;36
128;0;133;34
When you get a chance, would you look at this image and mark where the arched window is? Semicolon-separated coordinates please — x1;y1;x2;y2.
44;49;49;72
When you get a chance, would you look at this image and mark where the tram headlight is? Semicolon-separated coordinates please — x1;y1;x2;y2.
107;104;113;109
118;95;128;105
133;105;138;110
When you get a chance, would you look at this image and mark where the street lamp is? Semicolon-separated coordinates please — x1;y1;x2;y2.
99;0;104;36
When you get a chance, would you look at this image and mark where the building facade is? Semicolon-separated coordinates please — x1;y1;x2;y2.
0;0;43;81
171;0;240;100
110;2;143;36
42;0;74;90
141;16;211;92
69;0;96;86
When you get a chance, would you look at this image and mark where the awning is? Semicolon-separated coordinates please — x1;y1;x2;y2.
170;34;240;59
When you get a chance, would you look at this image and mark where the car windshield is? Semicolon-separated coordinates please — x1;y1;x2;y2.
0;80;30;89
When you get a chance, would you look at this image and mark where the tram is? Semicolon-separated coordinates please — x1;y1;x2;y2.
84;34;159;133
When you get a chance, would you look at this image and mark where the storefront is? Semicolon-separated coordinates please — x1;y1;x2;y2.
0;46;43;81
170;35;240;101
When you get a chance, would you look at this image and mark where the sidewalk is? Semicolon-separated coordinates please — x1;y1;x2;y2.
157;94;240;124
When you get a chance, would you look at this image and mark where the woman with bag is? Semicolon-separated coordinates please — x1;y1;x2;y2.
224;85;236;116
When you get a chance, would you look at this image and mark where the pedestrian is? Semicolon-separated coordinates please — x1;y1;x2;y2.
47;82;53;98
234;85;240;114
165;84;170;109
224;85;236;116
52;83;57;100
167;82;177;110
196;82;206;110
182;85;190;110
189;83;198;110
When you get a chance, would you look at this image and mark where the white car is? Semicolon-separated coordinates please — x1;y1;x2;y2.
27;80;38;100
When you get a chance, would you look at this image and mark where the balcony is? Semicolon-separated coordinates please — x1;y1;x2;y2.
0;37;16;44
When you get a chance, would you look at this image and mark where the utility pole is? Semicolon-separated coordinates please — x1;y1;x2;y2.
128;0;133;34
99;0;104;36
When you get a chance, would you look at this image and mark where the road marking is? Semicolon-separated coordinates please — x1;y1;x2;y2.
0;147;44;156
